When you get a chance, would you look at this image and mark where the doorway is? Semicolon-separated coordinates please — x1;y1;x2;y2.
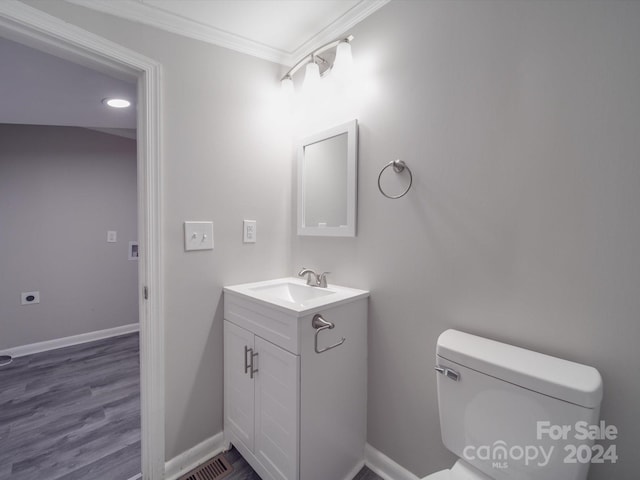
0;2;164;478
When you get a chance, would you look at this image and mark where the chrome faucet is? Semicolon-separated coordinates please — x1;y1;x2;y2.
298;268;330;288
298;268;318;286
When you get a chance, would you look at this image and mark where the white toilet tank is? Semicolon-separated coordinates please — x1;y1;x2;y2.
436;329;603;480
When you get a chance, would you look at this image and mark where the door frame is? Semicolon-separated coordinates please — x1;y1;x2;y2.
0;2;165;478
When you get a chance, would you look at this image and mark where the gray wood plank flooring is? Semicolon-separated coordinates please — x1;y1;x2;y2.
0;332;382;480
0;333;140;480
221;446;384;480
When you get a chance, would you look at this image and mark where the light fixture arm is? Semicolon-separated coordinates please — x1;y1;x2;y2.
281;35;354;82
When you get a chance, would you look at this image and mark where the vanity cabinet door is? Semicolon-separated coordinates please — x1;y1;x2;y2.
224;320;255;453
254;336;300;480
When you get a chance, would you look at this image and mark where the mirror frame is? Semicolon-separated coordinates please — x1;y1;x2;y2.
297;119;358;237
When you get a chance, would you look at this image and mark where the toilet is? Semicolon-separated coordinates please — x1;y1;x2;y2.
424;329;603;480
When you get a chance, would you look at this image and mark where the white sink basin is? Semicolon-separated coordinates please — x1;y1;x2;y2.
249;281;334;303
224;277;368;314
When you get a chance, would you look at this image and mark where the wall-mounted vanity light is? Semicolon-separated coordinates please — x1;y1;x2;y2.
281;35;354;96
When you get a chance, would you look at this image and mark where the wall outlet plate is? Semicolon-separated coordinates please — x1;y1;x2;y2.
21;291;40;305
243;220;256;243
184;221;214;251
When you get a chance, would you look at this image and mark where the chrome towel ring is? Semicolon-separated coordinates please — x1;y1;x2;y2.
377;159;413;199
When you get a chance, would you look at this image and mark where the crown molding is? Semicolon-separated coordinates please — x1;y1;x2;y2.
66;0;289;64
289;0;390;64
65;0;390;66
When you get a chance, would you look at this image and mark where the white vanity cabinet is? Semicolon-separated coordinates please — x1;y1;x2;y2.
224;320;300;479
223;278;369;480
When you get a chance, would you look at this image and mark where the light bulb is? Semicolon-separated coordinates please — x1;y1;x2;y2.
332;41;353;78
281;76;294;96
302;62;321;94
102;98;131;108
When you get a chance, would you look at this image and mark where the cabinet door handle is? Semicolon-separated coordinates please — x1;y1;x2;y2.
250;351;259;379
244;345;251;375
244;346;259;378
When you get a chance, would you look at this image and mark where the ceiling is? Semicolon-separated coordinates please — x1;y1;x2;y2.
0;36;137;134
67;0;390;65
0;0;388;132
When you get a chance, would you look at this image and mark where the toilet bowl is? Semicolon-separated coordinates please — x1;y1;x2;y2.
424;329;603;480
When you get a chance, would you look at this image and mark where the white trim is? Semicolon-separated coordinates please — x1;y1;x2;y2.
164;434;412;480
67;0;289;64
65;0;390;66
5;323;139;358
365;443;421;480
289;0;390;65
0;2;165;479
164;432;226;480
344;460;366;480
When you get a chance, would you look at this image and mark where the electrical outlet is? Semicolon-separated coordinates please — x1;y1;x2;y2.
21;291;40;305
243;220;256;243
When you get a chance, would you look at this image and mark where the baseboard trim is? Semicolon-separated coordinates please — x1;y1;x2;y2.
5;323;139;358
164;431;225;480
365;443;420;480
162;435;417;480
344;459;366;480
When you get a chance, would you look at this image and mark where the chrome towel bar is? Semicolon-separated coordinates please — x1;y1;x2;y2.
312;314;346;354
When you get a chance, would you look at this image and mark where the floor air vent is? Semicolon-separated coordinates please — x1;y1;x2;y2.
179;453;233;480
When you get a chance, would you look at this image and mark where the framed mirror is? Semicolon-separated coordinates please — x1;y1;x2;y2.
297;119;358;237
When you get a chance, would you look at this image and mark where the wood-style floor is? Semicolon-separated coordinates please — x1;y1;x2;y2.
0;333;140;480
0;331;382;480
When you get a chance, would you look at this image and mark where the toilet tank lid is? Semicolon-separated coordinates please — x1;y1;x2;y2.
437;329;603;408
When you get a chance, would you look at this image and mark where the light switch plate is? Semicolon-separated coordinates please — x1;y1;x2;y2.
107;230;117;243
243;220;256;243
184;221;214;251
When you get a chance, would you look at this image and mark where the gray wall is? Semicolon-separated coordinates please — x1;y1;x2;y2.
0;124;138;350
291;1;640;479
23;0;293;461
22;1;640;479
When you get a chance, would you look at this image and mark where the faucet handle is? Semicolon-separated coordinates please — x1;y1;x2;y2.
318;272;330;288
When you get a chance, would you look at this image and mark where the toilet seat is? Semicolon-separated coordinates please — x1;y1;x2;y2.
422;460;494;480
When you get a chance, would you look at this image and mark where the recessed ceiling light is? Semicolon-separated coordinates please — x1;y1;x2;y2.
102;98;131;108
